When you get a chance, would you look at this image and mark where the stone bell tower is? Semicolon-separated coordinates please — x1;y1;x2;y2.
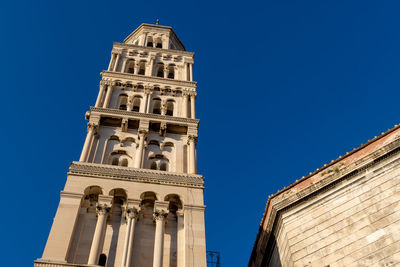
35;23;206;267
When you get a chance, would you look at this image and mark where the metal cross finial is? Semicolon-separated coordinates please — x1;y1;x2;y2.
156;19;159;25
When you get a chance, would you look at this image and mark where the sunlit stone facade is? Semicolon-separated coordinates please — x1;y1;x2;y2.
35;23;206;267
249;125;400;267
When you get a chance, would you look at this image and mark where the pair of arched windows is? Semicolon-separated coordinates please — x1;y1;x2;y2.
152;98;174;116
111;157;128;167
155;63;175;79
147;36;162;48
118;95;142;111
150;161;168;171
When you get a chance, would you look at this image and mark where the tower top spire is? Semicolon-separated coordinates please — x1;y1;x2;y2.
156;19;159;25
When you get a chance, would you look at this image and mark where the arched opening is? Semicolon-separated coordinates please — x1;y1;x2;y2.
120;158;128;167
168;64;175;79
127;60;135;73
98;253;107;266
156;39;162;48
138;61;146;75
150;162;157;170
152;98;161;114
112;158;119;165
166;100;174;116
146;36;153;47
156;63;164;77
164;194;183;213
118;94;128;110
132;96;141;112
160;162;167;171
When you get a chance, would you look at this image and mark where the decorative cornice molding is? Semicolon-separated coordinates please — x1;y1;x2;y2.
68;162;204;189
114;42;194;56
89;107;200;126
34;260;88;267
101;71;197;88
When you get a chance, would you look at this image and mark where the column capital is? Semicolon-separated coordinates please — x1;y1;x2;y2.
153;209;168;221
138;129;148;137
96;204;110;215
125;207;138;219
144;85;153;94
176;210;184;217
187;135;198;144
87;122;99;133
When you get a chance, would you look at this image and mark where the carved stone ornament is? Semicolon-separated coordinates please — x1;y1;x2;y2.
153;210;168;221
96;204;111;215
187;135;198;144
87;122;99;133
125;207;138;219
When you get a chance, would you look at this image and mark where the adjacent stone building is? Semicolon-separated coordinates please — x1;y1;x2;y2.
249;124;400;267
35;23;207;267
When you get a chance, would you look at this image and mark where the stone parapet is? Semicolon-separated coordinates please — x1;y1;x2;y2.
68;161;204;188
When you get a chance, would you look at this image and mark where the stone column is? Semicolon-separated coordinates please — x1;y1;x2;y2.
134;130;147;168
187;135;197;174
161;100;167;116
113;52;121;72
121;58;128;73
79;123;98;162
190;93;196;119
103;83;114;108
95;81;106;107
164;66;169;79
134;62;140;75
108;53;115;71
153;210;168;267
121;208;138;267
143;86;152;113
189;63;193;81
149;56;155;76
87;204;110;265
176;210;185;267
182;93;189;118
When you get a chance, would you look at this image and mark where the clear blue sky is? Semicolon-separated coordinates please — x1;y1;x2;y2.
1;1;400;266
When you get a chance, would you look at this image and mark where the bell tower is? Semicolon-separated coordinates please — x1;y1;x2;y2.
35;23;206;267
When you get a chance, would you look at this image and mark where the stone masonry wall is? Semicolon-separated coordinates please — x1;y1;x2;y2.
269;153;400;267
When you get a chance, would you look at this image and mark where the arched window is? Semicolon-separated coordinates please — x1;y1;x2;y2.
138;61;146;75
156;63;164;77
127;60;135;73
156;38;162;48
98;254;107;266
160;162;167;171
119;94;128;110
152;98;161;114
150;162;157;170
120;158;128;167
168;65;175;79
166;100;174;116
147;36;153;47
132;96;141;112
112;158;119;166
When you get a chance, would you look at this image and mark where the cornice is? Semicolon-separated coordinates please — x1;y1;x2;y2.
90;107;199;126
68;162;204;189
101;71;197;88
114;42;194;57
34;260;87;267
